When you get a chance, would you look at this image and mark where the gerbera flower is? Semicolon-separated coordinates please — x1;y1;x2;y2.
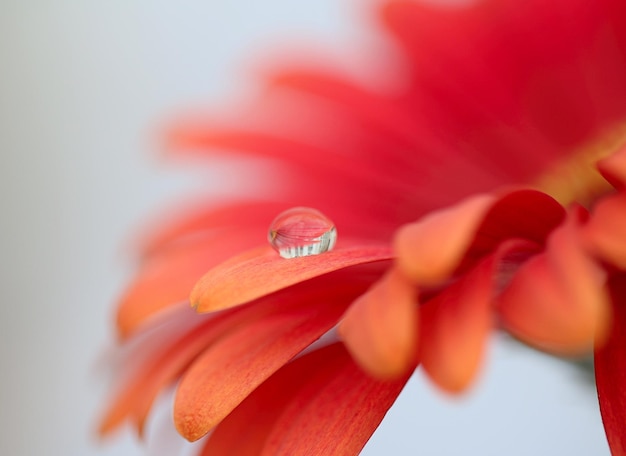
100;0;626;454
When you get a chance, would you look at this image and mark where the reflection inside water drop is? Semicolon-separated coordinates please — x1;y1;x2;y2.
268;207;337;259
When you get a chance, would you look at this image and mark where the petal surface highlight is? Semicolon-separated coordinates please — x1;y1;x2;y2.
190;244;392;312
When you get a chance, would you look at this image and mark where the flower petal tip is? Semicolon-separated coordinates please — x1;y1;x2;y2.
339;269;419;380
174;411;209;443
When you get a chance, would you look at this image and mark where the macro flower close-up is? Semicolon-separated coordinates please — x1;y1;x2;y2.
94;0;626;454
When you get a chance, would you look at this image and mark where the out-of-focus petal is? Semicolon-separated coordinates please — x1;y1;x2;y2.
498;208;610;353
339;268;418;379
393;193;494;286
394;190;564;286
137;201;284;257
418;240;537;393
117;230;261;338
598;144;626;188
190;244;392;312
382;0;626;180
595;275;626;456
584;191;626;269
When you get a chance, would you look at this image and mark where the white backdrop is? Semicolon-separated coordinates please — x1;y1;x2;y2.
0;1;610;455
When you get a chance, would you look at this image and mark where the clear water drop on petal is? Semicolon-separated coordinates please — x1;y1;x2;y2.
268;207;337;259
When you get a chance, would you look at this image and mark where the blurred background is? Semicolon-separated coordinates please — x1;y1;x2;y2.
0;1;611;455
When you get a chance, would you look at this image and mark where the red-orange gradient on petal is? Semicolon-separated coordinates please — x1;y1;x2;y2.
340;268;419;379
101;0;626;454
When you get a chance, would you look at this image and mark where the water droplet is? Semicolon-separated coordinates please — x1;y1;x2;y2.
268;207;337;259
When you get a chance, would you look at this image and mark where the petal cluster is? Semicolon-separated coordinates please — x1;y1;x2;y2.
100;0;626;454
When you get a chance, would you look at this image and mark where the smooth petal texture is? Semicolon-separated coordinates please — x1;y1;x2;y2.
417;241;536;394
394;194;494;286
584;191;626;269
137;201;286;256
394;190;564;286
117;229;262;338
383;0;626;182
498;208;611;353
339;268;418;379
191;244;392;312
595;275;626;456
598;143;626;188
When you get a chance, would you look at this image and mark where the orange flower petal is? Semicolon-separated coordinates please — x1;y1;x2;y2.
498;208;610;354
100;302;271;435
597;144;626;188
595;275;626;456
174;281;369;442
418;240;536;394
394;190;564;286
137;201;285;256
117;230;261;338
584;191;626;269
260;344;408;456
103;265;384;436
339;268;418;379
200;343;407;456
190;244;392;312
199;344;342;456
394;194;495;286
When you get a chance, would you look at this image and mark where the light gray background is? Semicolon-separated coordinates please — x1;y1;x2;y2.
0;1;610;455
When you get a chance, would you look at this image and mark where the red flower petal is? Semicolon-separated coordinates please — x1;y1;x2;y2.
117;230;262;338
394;194;494;286
100;301;276;435
598;144;626;189
382;0;626;179
419;240;538;393
339;267;418;379
595;275;626;456
198;343;337;455
394;189;564;286
261;344;408;456
498;208;610;354
584;191;626;269
190;244;393;312
174;277;374;441
137;201;285;256
200;343;407;456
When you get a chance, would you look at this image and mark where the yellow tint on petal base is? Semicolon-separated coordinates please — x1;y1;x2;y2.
533;124;626;206
584;192;626;269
